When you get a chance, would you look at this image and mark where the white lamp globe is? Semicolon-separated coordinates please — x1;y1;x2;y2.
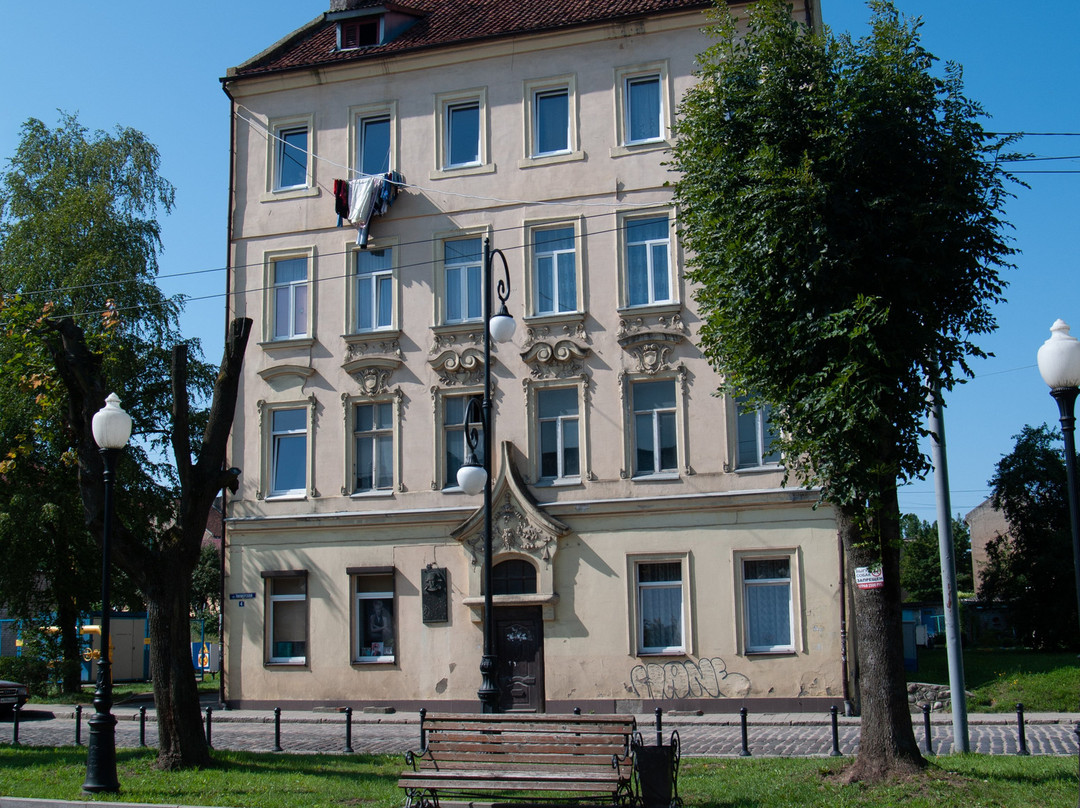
1037;319;1080;390
457;462;488;496
489;307;516;344
91;393;133;450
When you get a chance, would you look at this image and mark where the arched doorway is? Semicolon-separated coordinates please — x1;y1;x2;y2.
492;559;544;712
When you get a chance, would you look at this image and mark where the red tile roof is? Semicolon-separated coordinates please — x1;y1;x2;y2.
227;0;714;79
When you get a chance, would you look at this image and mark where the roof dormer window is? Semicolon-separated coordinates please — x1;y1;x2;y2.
339;18;381;50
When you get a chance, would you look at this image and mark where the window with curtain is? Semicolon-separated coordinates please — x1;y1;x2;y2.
533;88;569;155
355;248;393;332
354;402;393;493
533;226;576;315
744;558;793;652
444;237;483;323
538;387;579;481
625;216;671;307
637;561;683;654
736;396;781;468
632;379;677;476
445;101;480;167
625;74;661;143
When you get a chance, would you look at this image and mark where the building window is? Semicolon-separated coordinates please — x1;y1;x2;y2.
736;396;781;468
446;101;480;168
275;126;309;191
339;18;380;50
493;559;537;595
353;571;395;663
272;256;309;340
538;387;579;482
533;226;577;315
625;216;672;308
743;558;794;653
266;574;307;664
444;237;483;324
636;561;684;654
270;407;307;497
355;248;393;332
533;88;569;156
625;74;662;144
359;115;391;175
444;393;483;489
632;379;677;477
435;89;488;175
354;401;394;493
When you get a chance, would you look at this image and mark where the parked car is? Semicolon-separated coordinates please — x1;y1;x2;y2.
0;678;29;715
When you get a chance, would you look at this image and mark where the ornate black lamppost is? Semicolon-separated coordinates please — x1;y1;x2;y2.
83;393;132;794
457;239;515;713
1036;319;1080;632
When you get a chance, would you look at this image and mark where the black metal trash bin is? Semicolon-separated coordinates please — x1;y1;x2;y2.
632;710;681;808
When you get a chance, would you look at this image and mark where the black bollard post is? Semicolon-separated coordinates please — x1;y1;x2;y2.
75;704;82;746
139;705;146;747
205;706;213;749
655;707;663;747
739;706;751;757
344;707;354;753
1016;703;1030;756
273;706;282;752
830;706;842;757
922;704;934;756
11;703;20;746
419;707;427;749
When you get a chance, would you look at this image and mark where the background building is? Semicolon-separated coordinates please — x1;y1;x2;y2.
221;0;843;713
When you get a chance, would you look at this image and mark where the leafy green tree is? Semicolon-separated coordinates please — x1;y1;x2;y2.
672;0;1015;781
0;113;251;770
981;424;1076;649
900;514;973;602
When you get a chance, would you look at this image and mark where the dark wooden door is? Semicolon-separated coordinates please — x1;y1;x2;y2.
494;606;544;712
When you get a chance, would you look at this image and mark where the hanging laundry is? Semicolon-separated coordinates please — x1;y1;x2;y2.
333;179;350;227
333;171;406;248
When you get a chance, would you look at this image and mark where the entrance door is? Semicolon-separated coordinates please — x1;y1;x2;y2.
494;606;544;712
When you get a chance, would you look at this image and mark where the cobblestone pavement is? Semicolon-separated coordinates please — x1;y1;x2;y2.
5;708;1078;758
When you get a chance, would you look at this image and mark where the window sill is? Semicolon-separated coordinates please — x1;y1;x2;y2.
637;650;687;658
429;162;496;180
734;464;783;475
261;186;320;202
609;140;672;159
533;477;583;489
523;311;586;328
350;490;395;499
265;493;308;502
259;337;316;351
744;648;797;657
632;472;680;483
518;150;585;169
352;657;396;665
345;328;402;343
266;660;308;667
617;302;682;318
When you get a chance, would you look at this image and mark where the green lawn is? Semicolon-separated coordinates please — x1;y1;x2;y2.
910;648;1080;712
0;747;1076;808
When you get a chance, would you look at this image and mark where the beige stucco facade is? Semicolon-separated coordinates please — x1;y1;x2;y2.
222;0;843;713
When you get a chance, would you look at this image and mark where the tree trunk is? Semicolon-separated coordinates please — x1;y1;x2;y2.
839;492;925;783
56;596;83;695
145;568;210;769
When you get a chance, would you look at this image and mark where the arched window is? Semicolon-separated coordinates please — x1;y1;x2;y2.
492;559;537;595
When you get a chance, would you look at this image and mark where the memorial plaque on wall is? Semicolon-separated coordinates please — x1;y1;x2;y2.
422;567;448;623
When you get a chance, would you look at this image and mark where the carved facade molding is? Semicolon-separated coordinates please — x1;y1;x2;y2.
617;312;688;345
521;320;587;350
520;339;591;379
428;347;488;386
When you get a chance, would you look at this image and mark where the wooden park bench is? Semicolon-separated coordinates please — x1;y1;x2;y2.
398;711;639;808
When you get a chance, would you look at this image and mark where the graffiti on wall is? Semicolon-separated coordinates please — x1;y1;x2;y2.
629;657;751;700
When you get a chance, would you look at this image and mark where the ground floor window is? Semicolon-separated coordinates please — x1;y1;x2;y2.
352;569;395;663
635;560;684;654
265;572;307;664
742;557;794;653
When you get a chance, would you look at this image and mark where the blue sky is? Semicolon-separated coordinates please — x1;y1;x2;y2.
2;1;1077;522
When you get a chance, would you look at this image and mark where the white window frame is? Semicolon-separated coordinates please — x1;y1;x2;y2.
435;389;484;491
620;369;688;482
433;88;492;178
535;384;582;484
263;248;315;344
521;76;582;166
351;569;396;664
735;395;781;470
351;243;396;333
734;550;800;655
350;102;397;176
266;114;316;196
630;377;678;478
265;572;308;665
527;219;581;318
621;212;674;309
629;555;691;657
258;398;315;501
344;393;400;496
613;63;670;154
437;231;486;326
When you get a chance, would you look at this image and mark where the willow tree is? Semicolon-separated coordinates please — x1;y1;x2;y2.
671;0;1016;781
